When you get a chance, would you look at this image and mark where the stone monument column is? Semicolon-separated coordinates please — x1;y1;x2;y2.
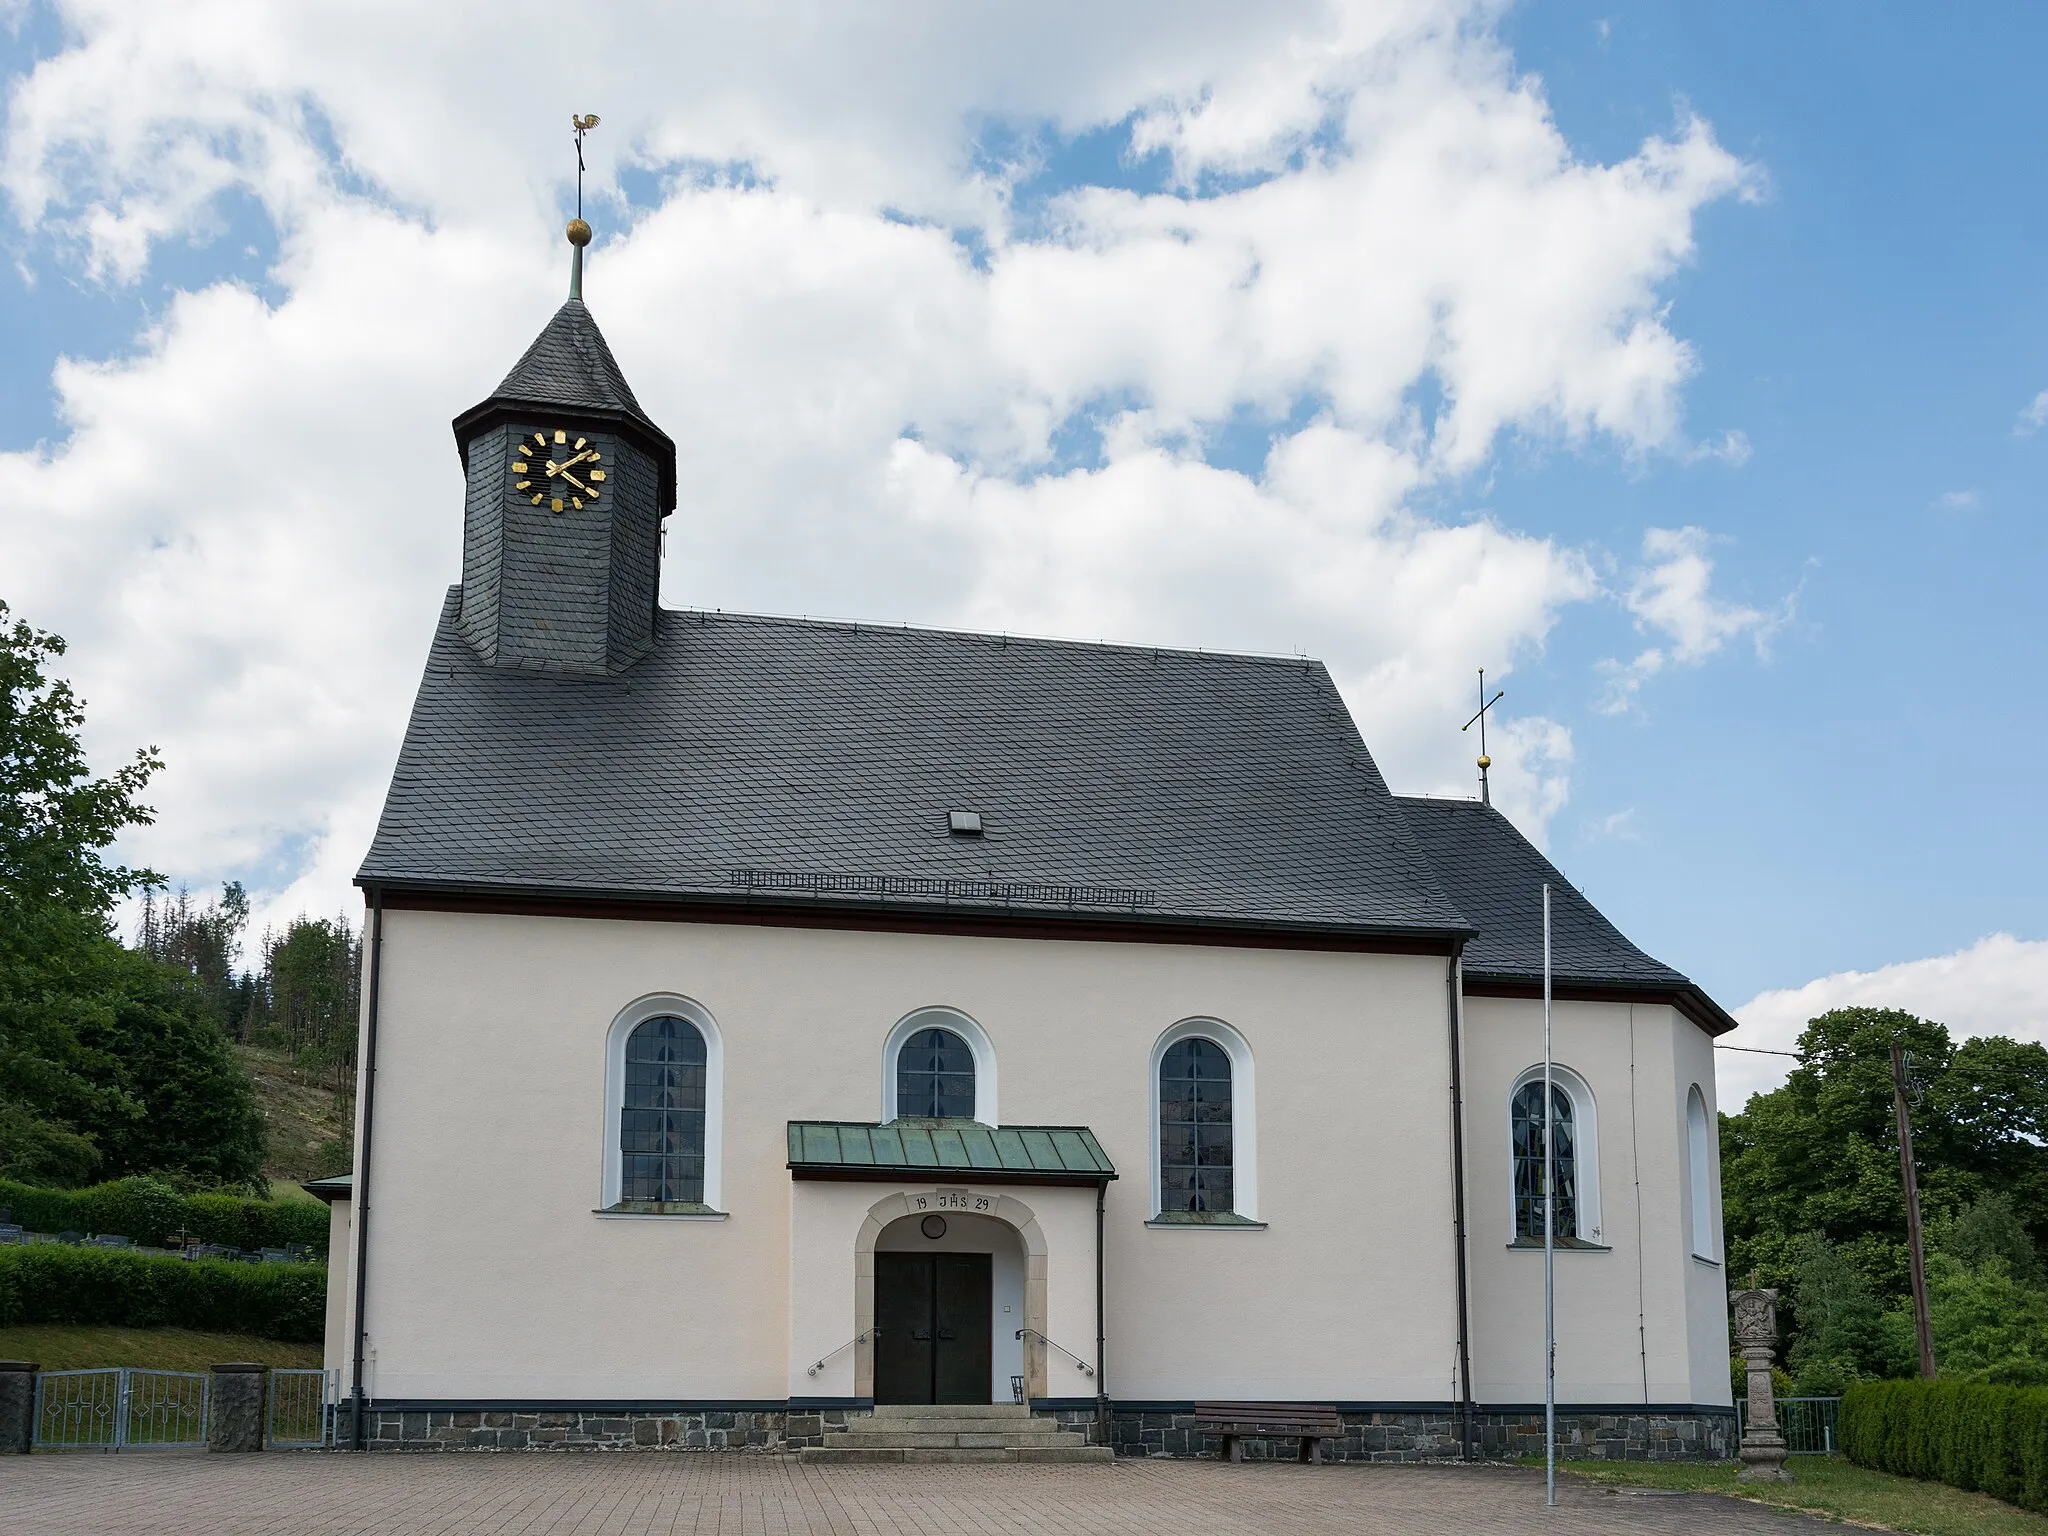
1731;1289;1791;1482
208;1363;267;1453
0;1361;37;1453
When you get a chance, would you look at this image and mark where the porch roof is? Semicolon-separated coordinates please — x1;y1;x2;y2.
787;1120;1116;1185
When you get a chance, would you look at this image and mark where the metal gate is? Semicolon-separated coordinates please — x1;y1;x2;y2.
1737;1395;1841;1454
33;1368;210;1450
267;1368;340;1448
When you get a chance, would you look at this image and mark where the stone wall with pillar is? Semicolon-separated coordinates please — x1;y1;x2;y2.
208;1363;267;1453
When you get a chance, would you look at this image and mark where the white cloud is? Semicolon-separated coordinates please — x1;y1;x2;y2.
1720;933;2048;1109
2017;389;2048;435
1597;524;1782;712
1933;489;1979;512
0;2;1755;931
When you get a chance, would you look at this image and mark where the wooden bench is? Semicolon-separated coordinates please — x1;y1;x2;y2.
1194;1402;1346;1463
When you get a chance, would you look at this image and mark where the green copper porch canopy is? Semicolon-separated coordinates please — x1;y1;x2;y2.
787;1121;1115;1186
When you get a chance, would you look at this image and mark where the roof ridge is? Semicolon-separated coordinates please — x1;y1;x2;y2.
663;606;1328;670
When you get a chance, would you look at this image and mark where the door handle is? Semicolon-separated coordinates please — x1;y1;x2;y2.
937;1329;956;1341
911;1329;932;1342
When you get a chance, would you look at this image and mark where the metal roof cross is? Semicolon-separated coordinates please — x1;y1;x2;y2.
1461;668;1505;805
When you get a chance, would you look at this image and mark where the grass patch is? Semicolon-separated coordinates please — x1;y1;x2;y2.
0;1324;322;1371
1539;1455;2048;1536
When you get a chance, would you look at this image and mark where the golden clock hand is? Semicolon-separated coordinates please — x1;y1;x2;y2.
559;468;595;496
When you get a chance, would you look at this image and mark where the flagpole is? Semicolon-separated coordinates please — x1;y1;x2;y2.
1543;881;1556;1507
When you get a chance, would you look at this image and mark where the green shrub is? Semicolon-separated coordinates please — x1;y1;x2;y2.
0;1243;325;1342
1841;1378;2048;1512
0;1175;330;1255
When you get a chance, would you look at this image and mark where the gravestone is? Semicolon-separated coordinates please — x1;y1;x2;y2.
1731;1288;1791;1482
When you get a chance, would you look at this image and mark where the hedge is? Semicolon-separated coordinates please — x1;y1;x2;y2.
0;1176;330;1255
0;1242;326;1343
1841;1378;2048;1513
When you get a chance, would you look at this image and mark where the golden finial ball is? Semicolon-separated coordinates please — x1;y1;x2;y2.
566;218;592;248
1477;755;1492;770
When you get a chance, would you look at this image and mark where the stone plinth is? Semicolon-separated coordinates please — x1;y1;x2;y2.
209;1363;267;1453
0;1361;37;1454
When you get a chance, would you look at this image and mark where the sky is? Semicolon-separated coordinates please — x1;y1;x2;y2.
1;1;2043;1110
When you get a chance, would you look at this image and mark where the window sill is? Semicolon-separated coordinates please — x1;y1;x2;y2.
1692;1252;1722;1267
1146;1212;1267;1230
594;1203;728;1221
1506;1237;1611;1252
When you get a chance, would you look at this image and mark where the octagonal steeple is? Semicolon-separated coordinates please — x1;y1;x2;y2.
448;227;676;677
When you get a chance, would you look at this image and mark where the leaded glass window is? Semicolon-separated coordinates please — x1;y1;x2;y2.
1159;1038;1233;1214
1512;1080;1577;1239
896;1027;975;1120
620;1015;707;1204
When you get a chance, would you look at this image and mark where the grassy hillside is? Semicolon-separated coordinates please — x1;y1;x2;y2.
0;1324;322;1370
238;1043;352;1183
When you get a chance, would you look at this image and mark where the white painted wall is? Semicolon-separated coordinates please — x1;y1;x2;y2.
1460;995;1731;1408
323;1197;352;1378
346;907;1464;1403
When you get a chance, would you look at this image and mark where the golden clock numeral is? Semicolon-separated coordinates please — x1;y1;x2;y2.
515;480;531;490
589;450;601;460
553;429;566;444
575;437;586;449
551;497;564;512
531;494;543;505
572;497;584;510
534;432;546;446
589;470;606;482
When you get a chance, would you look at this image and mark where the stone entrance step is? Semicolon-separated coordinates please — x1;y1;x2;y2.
798;1404;1111;1465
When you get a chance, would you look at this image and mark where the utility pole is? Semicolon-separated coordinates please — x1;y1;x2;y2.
1889;1044;1936;1380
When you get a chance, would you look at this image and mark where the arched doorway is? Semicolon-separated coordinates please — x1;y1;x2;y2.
854;1194;1047;1403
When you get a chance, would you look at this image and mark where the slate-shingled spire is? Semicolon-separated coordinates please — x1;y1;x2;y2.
447;219;678;677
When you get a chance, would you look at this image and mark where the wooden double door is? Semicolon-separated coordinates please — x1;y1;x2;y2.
874;1252;993;1404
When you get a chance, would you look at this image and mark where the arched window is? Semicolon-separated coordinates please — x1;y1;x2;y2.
1511;1079;1576;1240
1159;1038;1233;1215
1687;1084;1716;1259
602;995;724;1216
896;1027;976;1119
621;1015;708;1204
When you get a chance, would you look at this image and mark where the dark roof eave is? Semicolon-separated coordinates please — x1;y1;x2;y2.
1461;969;1740;1037
352;872;1477;950
301;1174;352;1204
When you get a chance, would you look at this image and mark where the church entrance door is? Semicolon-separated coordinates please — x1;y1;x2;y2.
873;1252;993;1404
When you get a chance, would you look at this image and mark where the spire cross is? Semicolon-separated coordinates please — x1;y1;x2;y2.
1461;668;1505;805
567;114;600;300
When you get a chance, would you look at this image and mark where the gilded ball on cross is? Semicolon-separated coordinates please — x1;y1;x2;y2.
1477;755;1491;769
566;218;592;248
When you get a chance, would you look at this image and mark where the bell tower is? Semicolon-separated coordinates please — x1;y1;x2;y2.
448;218;677;676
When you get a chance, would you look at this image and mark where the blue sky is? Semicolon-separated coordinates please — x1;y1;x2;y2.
1;3;2042;1099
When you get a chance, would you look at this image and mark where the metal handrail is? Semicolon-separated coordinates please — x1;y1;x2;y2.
1016;1328;1095;1377
805;1332;871;1377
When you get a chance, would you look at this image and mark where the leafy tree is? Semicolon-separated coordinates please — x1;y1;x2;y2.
1721;1007;2048;1303
1787;1231;1902;1393
1880;1251;2048;1388
137;882;257;1037
0;600;265;1190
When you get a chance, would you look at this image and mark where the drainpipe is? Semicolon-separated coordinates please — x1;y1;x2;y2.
349;887;386;1451
1095;1179;1108;1449
1446;941;1475;1461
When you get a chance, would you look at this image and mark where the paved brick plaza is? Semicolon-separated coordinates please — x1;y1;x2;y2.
2;1453;1832;1536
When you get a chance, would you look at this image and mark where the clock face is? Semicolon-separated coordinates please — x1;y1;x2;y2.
511;428;609;514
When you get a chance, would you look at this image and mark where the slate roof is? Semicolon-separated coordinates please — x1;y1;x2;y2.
357;592;1474;938
1393;795;1735;1032
450;298;677;512
787;1122;1116;1184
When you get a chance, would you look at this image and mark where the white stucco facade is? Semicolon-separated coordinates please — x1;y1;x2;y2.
338;905;1728;1413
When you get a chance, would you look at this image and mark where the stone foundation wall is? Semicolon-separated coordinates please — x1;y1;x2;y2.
1045;1408;1733;1462
347;1404;1729;1459
355;1408;853;1451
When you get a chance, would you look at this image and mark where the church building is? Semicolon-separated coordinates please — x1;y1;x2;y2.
320;222;1738;1460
